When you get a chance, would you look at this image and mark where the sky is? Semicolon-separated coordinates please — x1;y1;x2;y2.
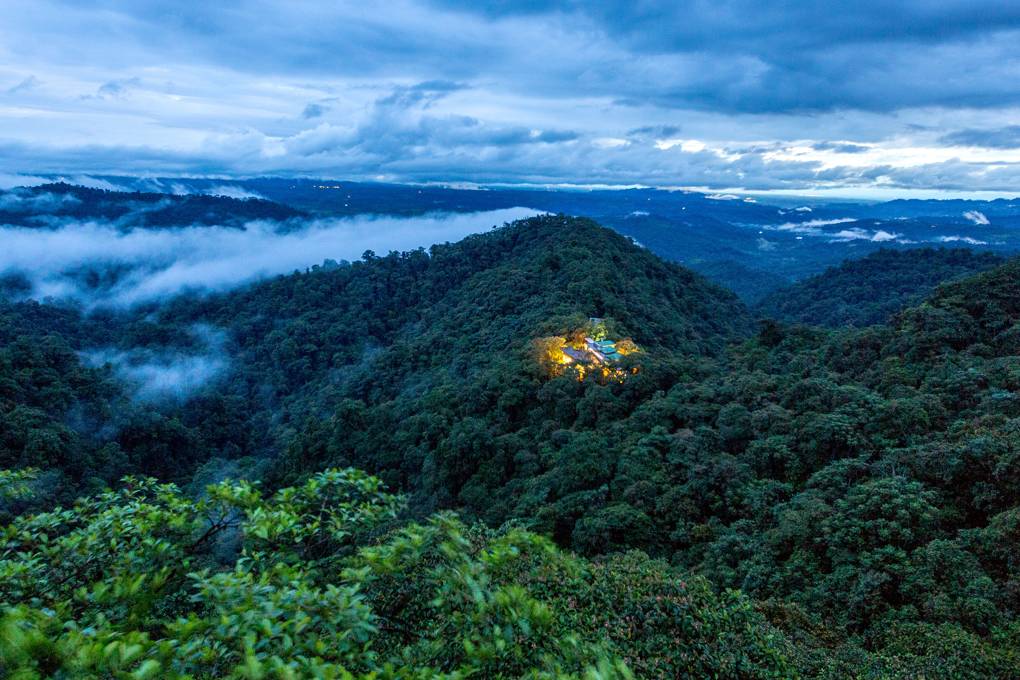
2;1;1020;197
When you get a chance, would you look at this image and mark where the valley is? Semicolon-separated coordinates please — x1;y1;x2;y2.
3;188;1020;676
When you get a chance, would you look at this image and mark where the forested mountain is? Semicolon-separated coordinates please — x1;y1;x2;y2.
0;182;304;228
756;248;1005;327
4;215;1020;677
677;258;790;304
1;468;792;678
1;215;750;501
23;176;1020;294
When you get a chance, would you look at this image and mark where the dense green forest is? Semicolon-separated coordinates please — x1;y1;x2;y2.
682;259;790;305
4;215;1020;677
756;248;1005;327
0;467;791;678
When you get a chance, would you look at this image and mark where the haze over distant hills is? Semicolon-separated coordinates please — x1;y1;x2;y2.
5;176;1020;305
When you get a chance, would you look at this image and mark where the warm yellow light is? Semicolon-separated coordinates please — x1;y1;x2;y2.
537;328;641;383
616;338;640;356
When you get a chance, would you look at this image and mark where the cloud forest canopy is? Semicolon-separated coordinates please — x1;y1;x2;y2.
755;248;1006;327
4;210;1020;676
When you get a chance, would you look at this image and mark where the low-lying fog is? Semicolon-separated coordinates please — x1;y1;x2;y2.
82;325;229;402
0;207;541;307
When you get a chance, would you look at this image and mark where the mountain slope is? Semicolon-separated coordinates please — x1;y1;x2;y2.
6;215;1020;675
0;182;304;228
892;255;1020;358
96;239;1020;673
685;259;790;304
0;214;752;504
755;248;1004;327
161;215;754;511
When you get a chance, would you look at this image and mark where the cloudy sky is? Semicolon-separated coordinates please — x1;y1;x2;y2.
2;1;1020;197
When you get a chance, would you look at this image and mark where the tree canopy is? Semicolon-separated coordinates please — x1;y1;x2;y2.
0;468;791;679
755;248;1003;327
3;215;1020;675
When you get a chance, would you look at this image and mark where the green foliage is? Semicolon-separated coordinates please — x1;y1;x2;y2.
0;468;37;501
0;469;789;678
6;216;1020;674
756;248;1003;327
686;259;789;306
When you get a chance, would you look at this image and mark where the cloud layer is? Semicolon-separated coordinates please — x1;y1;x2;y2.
82;325;228;402
0;207;538;306
2;2;1020;194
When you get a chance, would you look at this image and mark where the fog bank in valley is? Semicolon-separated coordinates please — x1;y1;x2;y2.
82;325;229;403
0;207;540;306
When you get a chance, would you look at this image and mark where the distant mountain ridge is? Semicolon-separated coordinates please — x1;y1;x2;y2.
0;182;304;229
8;177;1020;302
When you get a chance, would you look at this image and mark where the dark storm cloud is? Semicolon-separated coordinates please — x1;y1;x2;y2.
12;0;1020;113
280;83;582;165
377;80;469;108
940;126;1020;149
1;1;1020;194
628;126;682;140
429;0;1020;112
301;103;327;119
812;142;871;154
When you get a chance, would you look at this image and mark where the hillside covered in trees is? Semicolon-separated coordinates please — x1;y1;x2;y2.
4;215;1020;676
756;248;1005;327
2;216;750;501
0;183;304;229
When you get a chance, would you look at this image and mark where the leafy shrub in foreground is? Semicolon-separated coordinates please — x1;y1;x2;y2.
0;468;791;679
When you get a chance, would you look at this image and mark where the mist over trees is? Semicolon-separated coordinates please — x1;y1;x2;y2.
4;212;1020;677
9;0;1020;673
0;188;538;306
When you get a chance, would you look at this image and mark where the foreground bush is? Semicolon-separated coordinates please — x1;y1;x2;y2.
0;468;792;679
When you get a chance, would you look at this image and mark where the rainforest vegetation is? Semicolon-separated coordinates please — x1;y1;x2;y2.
3;215;1020;677
756;248;1004;327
